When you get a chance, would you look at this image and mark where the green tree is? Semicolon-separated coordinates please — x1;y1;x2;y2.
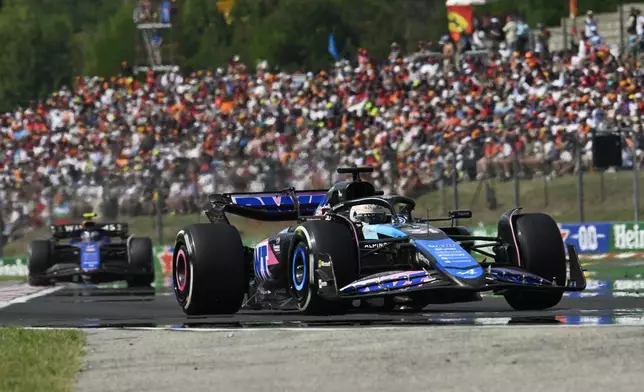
81;1;137;77
229;0;352;71
174;0;234;70
0;0;630;110
0;1;75;110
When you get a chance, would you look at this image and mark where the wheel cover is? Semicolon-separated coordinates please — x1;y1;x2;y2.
173;245;190;306
175;248;188;292
291;244;308;300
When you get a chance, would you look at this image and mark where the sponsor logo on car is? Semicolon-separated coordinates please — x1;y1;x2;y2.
318;259;331;267
363;242;386;249
456;269;479;277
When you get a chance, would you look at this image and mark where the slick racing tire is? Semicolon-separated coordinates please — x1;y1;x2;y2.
27;240;54;286
503;213;567;311
127;237;155;288
289;221;358;315
173;224;246;315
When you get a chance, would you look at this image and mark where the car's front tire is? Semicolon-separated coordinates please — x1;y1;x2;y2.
503;213;567;310
288;221;358;314
127;237;155;288
27;240;54;286
173;223;246;315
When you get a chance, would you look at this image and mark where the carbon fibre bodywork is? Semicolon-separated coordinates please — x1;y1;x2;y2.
243;217;585;307
199;167;586;311
30;223;154;285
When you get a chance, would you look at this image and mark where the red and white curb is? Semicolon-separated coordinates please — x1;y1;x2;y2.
0;284;63;310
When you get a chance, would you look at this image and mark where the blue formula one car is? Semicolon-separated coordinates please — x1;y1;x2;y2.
171;167;586;315
27;213;155;288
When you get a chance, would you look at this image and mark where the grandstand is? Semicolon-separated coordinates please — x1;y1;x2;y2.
0;0;643;256
547;2;644;52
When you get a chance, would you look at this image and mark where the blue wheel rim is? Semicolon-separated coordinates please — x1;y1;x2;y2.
292;246;307;292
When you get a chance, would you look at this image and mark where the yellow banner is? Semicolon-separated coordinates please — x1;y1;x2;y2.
217;0;237;24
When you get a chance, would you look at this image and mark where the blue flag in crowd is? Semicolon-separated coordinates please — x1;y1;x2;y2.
160;1;171;24
328;33;340;61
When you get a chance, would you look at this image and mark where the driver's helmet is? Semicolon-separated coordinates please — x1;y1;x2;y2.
82;220;96;230
349;204;391;225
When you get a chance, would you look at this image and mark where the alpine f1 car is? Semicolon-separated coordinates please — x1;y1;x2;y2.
28;213;155;287
171;166;586;315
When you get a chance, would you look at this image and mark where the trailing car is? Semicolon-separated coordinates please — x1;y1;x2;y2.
28;213;154;288
171;166;586;315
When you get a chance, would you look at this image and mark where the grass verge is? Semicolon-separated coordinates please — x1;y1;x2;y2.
0;276;25;282
0;328;85;392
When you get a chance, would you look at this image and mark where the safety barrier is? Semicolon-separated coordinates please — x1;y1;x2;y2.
2;222;644;277
472;221;644;256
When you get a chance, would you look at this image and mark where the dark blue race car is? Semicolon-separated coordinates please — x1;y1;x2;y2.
28;213;154;287
171;167;586;315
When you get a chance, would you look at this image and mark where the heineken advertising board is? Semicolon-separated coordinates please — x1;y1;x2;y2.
5;222;644;278
610;222;644;252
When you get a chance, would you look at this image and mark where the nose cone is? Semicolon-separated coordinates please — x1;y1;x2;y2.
444;265;486;288
414;238;486;288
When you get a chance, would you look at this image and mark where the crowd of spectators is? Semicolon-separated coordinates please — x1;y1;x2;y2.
1;10;644;243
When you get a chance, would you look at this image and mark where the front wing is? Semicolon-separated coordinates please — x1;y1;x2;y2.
38;244;147;283
316;245;586;300
41;262;148;282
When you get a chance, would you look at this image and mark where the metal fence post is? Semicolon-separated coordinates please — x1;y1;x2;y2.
0;217;4;257
155;189;163;245
48;191;54;227
563;18;568;52
452;159;458;211
577;138;585;222
440;177;447;215
634;134;640;222
513;146;520;207
543;176;549;207
619;0;625;54
600;170;605;202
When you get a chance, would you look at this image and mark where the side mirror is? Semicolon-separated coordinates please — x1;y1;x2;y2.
449;209;472;219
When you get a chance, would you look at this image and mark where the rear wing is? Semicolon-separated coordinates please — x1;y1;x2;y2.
208;189;328;221
51;222;129;239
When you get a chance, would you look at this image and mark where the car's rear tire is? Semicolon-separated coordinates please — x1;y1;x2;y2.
28;240;54;286
127;237;155;288
503;213;567;310
289;221;358;314
173;223;246;315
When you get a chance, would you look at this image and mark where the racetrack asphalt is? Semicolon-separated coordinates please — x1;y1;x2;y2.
2;281;644;391
0;258;642;328
1;284;644;327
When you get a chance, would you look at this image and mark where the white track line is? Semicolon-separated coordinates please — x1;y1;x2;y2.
19;322;644;332
0;285;64;310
